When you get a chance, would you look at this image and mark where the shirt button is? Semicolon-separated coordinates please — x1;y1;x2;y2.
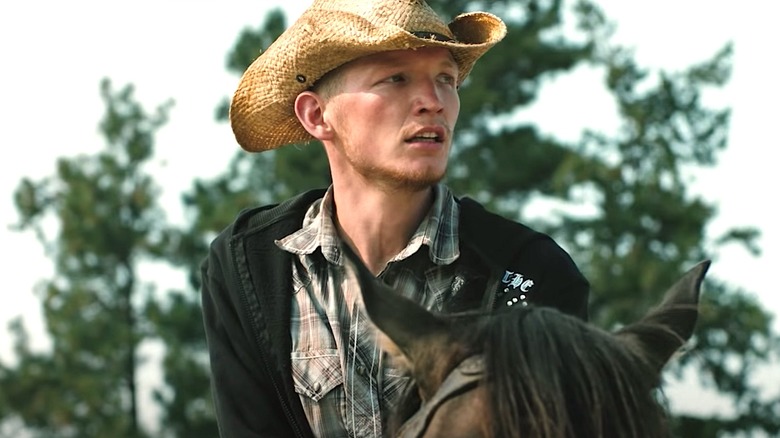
357;365;367;376
314;382;322;393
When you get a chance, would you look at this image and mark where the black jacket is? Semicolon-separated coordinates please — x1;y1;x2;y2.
201;189;589;438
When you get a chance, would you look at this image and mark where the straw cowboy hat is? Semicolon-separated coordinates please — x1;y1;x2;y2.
230;0;507;152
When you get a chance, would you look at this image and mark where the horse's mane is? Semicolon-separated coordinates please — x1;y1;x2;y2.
353;250;709;438
388;307;678;437
483;307;673;438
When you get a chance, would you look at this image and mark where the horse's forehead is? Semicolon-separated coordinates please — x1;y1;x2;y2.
422;386;490;438
397;355;486;437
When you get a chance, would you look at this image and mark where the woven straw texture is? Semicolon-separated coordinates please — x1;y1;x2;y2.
230;0;507;152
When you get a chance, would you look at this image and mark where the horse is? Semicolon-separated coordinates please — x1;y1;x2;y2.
344;250;710;438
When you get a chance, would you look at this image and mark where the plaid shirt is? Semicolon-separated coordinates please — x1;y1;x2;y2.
276;184;461;437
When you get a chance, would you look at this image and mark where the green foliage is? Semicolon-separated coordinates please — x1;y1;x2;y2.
215;7;290;122
1;79;173;438
145;292;216;437
441;0;593;206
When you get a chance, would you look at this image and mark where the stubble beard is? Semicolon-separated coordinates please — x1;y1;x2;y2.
331;115;448;193
357;161;445;193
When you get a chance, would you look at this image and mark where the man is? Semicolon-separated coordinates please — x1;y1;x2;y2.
201;0;590;437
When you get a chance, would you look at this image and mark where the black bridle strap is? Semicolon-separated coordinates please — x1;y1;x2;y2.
396;355;485;438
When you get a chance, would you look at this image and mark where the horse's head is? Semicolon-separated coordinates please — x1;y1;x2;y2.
345;248;710;438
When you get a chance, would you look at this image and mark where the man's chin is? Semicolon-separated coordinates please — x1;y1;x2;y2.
385;172;444;192
356;163;446;192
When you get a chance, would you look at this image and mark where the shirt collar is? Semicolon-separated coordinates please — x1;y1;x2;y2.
390;184;460;265
276;186;341;264
276;184;460;265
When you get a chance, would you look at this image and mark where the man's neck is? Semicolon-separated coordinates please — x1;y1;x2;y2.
332;183;435;275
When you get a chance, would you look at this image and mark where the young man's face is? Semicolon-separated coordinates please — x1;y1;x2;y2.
320;47;460;191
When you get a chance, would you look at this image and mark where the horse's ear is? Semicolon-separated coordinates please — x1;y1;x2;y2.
341;244;450;363
617;260;711;372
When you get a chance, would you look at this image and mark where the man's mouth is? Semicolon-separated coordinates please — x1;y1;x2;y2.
406;128;446;143
408;132;441;142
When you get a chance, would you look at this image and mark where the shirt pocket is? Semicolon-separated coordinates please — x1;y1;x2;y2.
291;349;343;402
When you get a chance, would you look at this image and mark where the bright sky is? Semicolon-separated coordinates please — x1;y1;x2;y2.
1;0;778;427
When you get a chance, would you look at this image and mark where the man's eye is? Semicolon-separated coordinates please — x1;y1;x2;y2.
438;74;456;85
386;74;405;83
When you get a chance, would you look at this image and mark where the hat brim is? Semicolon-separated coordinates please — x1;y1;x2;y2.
230;10;506;152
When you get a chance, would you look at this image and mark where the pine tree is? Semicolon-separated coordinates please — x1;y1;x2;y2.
1;80;173;438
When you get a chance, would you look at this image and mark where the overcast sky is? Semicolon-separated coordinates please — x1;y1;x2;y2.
1;0;777;427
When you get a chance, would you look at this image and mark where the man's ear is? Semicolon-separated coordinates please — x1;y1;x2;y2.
294;91;333;141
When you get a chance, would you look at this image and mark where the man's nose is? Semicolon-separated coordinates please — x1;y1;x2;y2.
413;79;445;114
